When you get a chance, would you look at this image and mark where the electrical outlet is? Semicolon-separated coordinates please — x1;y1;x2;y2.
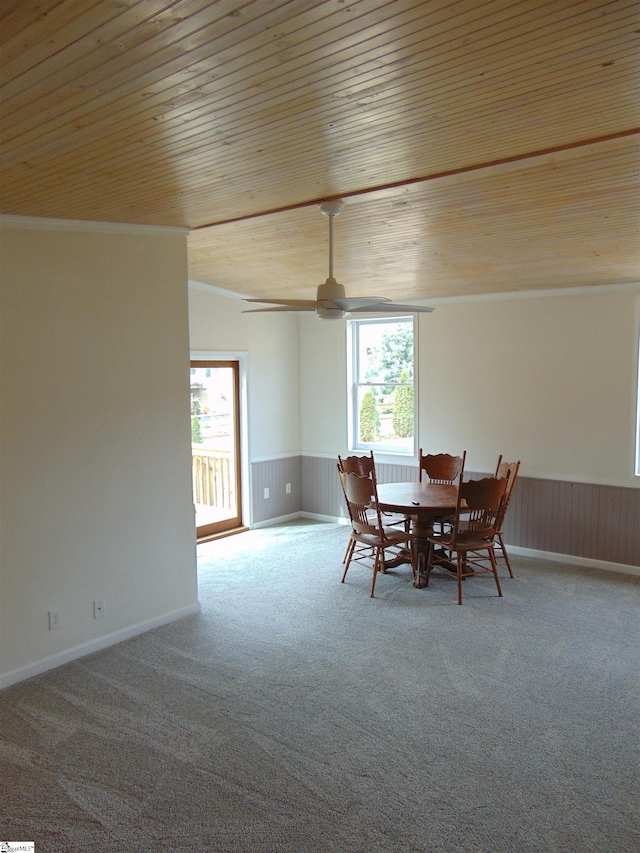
48;609;62;630
93;599;106;619
264;487;270;499
285;483;292;494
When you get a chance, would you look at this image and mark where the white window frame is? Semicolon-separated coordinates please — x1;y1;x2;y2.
347;315;418;459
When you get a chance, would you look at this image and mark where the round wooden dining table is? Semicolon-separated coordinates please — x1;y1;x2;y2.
376;481;459;585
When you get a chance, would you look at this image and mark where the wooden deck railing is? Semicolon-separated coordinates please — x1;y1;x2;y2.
192;447;234;509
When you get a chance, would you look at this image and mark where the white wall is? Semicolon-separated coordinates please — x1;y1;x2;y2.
298;314;348;454
188;285;301;460
299;288;640;487
0;220;199;684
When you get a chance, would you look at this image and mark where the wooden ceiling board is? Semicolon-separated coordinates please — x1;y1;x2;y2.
0;0;160;76
15;1;636;131
4;77;636;226
3;0;387;110
187;136;640;299
0;1;632;140
0;1;104;49
1;0;638;299
0;7;632;120
5;0;632;170
0;0;260;131
3;65;636;206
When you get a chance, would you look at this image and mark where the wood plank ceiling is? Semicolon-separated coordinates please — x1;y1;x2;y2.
1;0;639;302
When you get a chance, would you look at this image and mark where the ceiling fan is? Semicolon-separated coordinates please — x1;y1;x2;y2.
242;200;434;320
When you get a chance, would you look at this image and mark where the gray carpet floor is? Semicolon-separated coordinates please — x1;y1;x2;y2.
1;520;639;852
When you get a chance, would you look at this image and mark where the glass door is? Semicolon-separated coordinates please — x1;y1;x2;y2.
190;360;242;538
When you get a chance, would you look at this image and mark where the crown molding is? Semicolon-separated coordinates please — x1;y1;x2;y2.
188;278;249;298
0;214;189;236
425;281;640;305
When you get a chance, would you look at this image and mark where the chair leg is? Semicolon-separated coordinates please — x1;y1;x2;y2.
425;543;435;587
370;549;382;597
457;554;464;605
341;538;355;583
498;533;515;578
489;547;503;598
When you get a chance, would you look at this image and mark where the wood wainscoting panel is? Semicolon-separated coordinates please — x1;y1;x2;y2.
299;456;640;569
505;477;640;567
301;455;347;520
251;457;301;524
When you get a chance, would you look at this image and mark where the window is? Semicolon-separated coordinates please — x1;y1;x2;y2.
348;316;417;455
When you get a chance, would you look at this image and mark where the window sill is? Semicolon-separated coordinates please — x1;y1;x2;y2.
351;450;419;467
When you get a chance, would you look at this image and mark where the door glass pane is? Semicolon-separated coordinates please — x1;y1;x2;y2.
190;364;240;532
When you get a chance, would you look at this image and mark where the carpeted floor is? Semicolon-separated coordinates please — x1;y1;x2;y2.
1;520;639;852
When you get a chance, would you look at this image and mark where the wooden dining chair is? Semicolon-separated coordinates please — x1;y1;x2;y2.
414;450;465;533
338;451;404;546
338;453;377;562
338;467;416;597
337;451;376;476
418;450;465;484
493;456;521;578
425;474;509;604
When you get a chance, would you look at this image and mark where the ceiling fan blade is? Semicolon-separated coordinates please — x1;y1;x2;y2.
242;305;318;313
350;302;434;314
243;298;320;308
329;296;391;311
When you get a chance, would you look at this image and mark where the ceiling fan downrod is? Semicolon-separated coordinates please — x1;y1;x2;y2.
320;199;343;281
317;200;347;317
241;196;434;319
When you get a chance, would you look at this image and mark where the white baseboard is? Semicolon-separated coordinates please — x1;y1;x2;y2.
253;511;350;528
300;512;349;525
252;511;306;529
0;602;201;691
253;511;348;527
506;545;640;576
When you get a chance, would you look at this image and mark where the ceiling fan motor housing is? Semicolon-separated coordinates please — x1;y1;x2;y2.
316;276;347;319
317;276;346;302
